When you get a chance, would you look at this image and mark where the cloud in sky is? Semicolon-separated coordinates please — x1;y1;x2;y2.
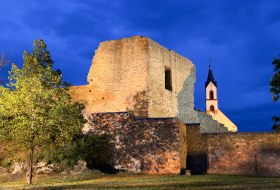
0;0;279;132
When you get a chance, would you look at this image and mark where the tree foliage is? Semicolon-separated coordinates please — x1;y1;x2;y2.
270;55;280;132
0;52;10;84
0;39;85;184
36;133;112;171
0;52;9;68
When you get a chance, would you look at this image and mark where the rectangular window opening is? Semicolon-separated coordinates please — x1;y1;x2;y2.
165;68;172;91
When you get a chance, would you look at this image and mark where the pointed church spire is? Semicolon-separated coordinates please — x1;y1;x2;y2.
205;65;217;87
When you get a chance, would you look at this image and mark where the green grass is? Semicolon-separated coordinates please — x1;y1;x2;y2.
1;172;280;190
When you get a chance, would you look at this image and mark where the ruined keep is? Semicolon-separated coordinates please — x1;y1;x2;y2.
70;36;195;120
70;36;280;176
70;36;227;132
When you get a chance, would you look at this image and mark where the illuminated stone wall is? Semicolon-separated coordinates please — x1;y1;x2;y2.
146;39;195;119
186;125;280;176
84;112;187;174
207;132;280;176
69;36;196;120
70;36;149;117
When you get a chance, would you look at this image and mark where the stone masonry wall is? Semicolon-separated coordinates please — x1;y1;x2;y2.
186;125;280;176
185;124;208;174
70;36;198;122
69;36;228;134
207;133;280;176
70;36;149;117
84;112;187;174
197;111;229;133
146;39;195;119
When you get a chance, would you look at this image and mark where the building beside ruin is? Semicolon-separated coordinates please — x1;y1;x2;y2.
70;36;280;176
205;66;237;132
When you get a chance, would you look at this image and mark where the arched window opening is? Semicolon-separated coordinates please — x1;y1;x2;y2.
209;90;214;99
210;105;215;113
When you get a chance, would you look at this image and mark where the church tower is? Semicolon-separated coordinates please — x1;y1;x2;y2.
204;66;238;132
205;65;218;115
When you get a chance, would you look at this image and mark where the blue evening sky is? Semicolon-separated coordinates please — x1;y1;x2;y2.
0;0;279;132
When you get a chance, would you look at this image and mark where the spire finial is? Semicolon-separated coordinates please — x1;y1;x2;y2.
208;55;212;69
205;57;217;87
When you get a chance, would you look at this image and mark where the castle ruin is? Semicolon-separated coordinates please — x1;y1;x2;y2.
70;36;227;133
70;36;280;176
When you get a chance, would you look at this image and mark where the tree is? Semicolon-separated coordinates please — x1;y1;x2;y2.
0;39;85;184
0;52;9;68
0;52;10;84
270;55;280;132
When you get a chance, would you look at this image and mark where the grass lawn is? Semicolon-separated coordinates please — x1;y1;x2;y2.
0;172;280;190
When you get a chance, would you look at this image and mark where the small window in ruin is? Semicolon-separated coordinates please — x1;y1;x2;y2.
165;68;172;91
210;90;214;99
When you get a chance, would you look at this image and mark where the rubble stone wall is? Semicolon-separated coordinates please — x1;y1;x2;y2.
185;124;208;174
207;132;280;176
186;125;280;176
146;39;195;119
84;112;187;174
197;111;229;133
70;36;196;120
70;36;149;117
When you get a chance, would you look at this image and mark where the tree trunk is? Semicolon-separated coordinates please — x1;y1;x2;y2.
26;148;33;185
